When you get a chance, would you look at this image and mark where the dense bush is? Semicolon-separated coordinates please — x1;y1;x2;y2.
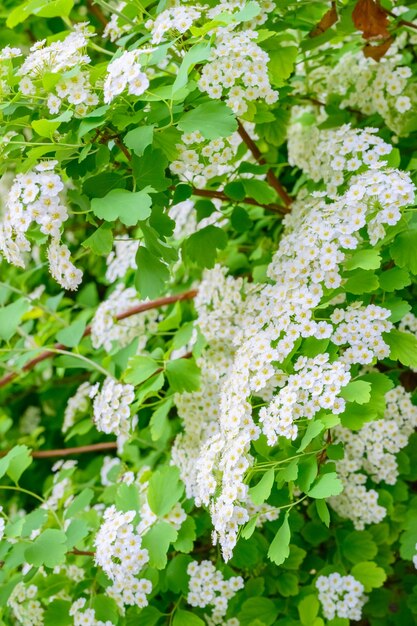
1;1;417;625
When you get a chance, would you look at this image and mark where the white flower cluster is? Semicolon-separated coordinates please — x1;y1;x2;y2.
19;405;41;434
137;499;186;536
53;563;84;583
105;236;139;282
41;460;77;512
259;354;349;445
63;381;92;433
331;304;392;365
172;124;415;560
17;24;91;78
104;50;149;103
146;5;203;43
0;161;82;290
199;28;278;115
187;560;243;626
288;121;392;193
1;162;65;254
330;385;417;529
316;573;367;621
170;131;241;184
46;72;99;118
7;583;44;626
413;543;417;570
302;34;416;134
91;377;135;438
91;284;158;353
94;506;152;610
47;239;83;291
103;2;131;42
70;598;113;626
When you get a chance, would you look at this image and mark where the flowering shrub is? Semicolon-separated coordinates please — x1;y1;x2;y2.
2;1;417;625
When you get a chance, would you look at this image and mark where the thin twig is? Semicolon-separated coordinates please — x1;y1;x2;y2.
69;548;95;556
0;289;197;389
191;187;286;215
0;442;117;459
86;0;108;27
237;120;292;210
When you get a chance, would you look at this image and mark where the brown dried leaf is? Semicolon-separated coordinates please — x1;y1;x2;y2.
363;36;394;60
352;0;390;40
310;3;338;37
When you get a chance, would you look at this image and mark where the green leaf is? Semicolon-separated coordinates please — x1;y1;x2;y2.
340;381;372;404
56;319;87;348
135;248;169;299
178;101;237;139
149;398;172;441
82;173;126;198
299;595;320;626
379;267;411;292
132;147;170;191
276;572;299;597
25;529;67;568
22;509;48;536
231;206;252;233
345;249;381;270
129;607;163;626
115;483;141;513
0;445;32;483
390;229;417;274
241;514;259;540
124;126;154;157
298;420;324;452
249;469;275;505
166;358;201;393
142;521;178;569
308;473;343;499
82;224;113;256
238;597;279;626
65;519;89;549
183;225;227;268
147;465;184;517
351;561;387;592
65;488;94;519
173;516;196;553
124;356;160;386
268;512;291;565
341;531;378;564
316;499;330;527
344;270;379;294
0;299;30;341
268;47;298;83
44;600;72;626
172;42;211;93
384;329;417;368
173;610;205;626
91;188;152;226
243;179;277;205
92;596;119;625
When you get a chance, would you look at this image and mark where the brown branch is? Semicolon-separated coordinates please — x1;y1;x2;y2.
113;136;132;161
237;121;292;211
0;442;117;459
69;548;95;556
86;0;108;28
191;187;286;215
0;289;197;389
